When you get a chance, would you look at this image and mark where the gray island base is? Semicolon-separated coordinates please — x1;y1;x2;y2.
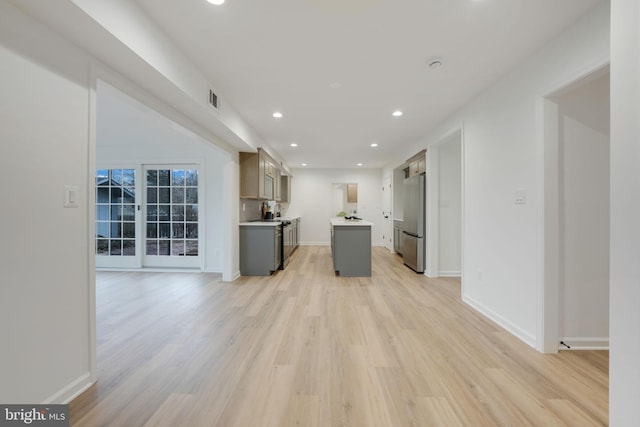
330;218;373;277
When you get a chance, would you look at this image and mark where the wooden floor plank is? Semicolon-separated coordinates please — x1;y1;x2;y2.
70;246;608;426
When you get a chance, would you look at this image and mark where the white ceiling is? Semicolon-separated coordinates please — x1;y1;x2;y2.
134;0;602;169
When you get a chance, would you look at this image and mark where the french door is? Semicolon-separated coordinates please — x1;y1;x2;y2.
95;167;140;268
143;165;200;268
95;164;201;269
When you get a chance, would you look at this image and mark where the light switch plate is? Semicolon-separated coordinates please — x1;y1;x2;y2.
515;189;526;205
64;185;79;208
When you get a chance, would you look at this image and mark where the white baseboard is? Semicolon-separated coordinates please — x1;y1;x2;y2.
462;294;537;349
43;372;95;404
559;337;609;351
97;267;202;273
438;270;461;277
299;242;386;248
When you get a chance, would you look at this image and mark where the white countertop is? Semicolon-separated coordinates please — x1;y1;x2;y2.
239;221;280;226
240;216;301;226
330;218;374;227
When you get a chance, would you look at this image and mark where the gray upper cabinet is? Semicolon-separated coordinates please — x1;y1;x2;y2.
239;150;263;199
406;149;427;177
347;183;358;203
280;173;291;203
273;162;281;202
240;148;280;200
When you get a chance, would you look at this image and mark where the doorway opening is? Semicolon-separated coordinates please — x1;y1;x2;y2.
95;79;228;272
424;129;463;280
542;66;610;353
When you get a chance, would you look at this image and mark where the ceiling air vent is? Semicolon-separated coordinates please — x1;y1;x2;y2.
208;89;218;110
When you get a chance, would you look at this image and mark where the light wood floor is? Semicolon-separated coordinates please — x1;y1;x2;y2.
70;246;608;426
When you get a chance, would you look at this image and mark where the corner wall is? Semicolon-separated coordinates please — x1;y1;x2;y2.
0;0;93;402
610;0;640;423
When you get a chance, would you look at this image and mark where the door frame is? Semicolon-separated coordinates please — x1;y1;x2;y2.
425;126;464;280
382;174;393;251
537;59;610;353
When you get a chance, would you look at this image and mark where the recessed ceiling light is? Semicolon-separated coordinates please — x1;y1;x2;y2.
392;110;403;117
207;0;225;5
370;143;378;147
272;112;283;118
290;143;298;147
301;163;308;167
357;163;363;167
329;82;343;89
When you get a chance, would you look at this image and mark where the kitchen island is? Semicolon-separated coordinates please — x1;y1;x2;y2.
330;218;373;277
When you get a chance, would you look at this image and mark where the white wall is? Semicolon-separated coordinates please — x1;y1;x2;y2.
286;168;385;245
556;72;610;347
96;81;228;273
0;0;93;403
389;3;610;348
610;0;640;424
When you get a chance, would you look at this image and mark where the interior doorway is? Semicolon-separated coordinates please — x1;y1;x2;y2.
425;129;463;279
95;78;228;273
542;66;610;352
437;132;463;277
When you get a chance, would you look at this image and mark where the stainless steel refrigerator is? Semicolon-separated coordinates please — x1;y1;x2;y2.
402;173;425;273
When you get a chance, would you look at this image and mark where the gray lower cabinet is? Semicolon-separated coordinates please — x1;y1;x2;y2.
331;224;371;277
240;225;281;276
294;218;300;250
393;220;404;255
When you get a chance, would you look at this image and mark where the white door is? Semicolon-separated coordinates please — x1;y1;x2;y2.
143;165;201;269
95;167;142;268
